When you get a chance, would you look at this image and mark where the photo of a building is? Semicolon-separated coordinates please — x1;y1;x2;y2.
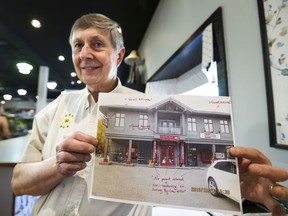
91;93;241;214
97;93;234;168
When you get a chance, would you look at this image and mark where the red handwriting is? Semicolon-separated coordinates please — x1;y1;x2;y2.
152;175;186;195
129;124;151;130
209;100;230;104
125;97;153;101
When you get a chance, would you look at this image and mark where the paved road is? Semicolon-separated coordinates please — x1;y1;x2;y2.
91;157;241;215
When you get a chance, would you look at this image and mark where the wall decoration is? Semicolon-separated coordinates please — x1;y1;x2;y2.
258;0;288;149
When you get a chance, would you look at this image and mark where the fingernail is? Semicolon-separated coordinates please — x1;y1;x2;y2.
91;139;97;146
229;146;236;153
89;145;95;153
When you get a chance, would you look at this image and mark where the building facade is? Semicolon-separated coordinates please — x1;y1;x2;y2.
99;97;233;167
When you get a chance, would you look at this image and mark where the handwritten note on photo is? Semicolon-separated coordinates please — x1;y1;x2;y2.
88;93;242;215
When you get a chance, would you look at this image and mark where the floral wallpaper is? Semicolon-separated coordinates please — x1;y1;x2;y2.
263;0;288;145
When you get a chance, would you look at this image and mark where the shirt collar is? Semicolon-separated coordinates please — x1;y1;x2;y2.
84;77;123;109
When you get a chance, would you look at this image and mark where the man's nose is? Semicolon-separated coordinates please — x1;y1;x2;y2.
80;45;93;59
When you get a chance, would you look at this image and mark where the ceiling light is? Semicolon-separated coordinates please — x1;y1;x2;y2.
47;81;57;90
16;62;33;74
58;55;65;61
77;80;82;84
1;101;5;105
70;72;77;77
3;94;12;100
31;19;41;28
17;89;27;96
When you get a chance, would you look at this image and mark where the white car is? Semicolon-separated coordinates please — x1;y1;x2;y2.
206;159;241;203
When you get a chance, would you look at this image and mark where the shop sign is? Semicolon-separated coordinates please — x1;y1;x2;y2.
200;132;221;139
160;135;180;141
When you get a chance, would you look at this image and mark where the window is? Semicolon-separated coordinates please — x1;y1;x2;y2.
139;114;148;128
187;117;196;131
162;122;167;127
220;120;229;134
214;161;237;174
204;119;213;132
115;113;125;127
160;120;176;128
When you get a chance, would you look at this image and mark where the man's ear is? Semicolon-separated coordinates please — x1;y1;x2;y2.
116;47;125;67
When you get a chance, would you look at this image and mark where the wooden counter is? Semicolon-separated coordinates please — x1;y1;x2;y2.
0;135;29;216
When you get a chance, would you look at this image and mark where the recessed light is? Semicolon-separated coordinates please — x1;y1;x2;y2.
16;62;33;74
47;81;57;90
31;19;41;28
17;89;27;96
58;55;65;61
70;72;77;77
3;94;12;100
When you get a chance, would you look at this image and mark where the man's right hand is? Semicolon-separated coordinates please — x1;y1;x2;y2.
55;131;97;176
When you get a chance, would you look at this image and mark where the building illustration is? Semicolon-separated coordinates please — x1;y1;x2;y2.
97;94;234;168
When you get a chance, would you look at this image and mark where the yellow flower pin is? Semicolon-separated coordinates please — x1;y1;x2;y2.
60;114;75;128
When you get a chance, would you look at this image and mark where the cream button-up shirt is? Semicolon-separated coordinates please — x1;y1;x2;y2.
21;82;151;216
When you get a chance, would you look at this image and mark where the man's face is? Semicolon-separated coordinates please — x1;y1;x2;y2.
70;27;123;91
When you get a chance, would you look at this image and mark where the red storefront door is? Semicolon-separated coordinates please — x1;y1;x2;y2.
160;146;175;166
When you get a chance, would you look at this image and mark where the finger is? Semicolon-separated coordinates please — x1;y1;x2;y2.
56;151;92;163
238;157;251;167
58;138;95;154
263;196;286;216
271;184;288;200
249;164;288;182
56;161;87;176
67;131;97;146
229;147;272;165
271;202;287;216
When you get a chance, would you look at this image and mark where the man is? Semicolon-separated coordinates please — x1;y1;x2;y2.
11;13;287;216
11;13;149;216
